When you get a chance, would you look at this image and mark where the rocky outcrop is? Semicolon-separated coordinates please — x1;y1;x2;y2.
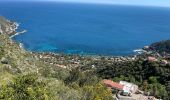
0;16;18;36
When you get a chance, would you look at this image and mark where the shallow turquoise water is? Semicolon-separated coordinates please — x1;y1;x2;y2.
1;2;170;56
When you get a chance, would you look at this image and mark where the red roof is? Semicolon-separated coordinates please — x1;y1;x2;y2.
148;56;157;61
103;80;123;90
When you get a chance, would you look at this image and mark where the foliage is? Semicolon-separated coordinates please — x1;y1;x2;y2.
81;58;170;99
0;18;170;100
147;76;169;99
65;68;99;86
0;74;50;100
0;46;4;59
150;39;170;54
82;83;113;100
47;80;82;100
51;68;70;80
64;68;113;100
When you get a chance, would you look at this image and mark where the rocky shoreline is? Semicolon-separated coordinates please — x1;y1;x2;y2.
0;16;18;36
0;16;167;64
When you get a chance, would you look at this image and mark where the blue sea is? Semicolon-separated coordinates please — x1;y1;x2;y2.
1;2;170;56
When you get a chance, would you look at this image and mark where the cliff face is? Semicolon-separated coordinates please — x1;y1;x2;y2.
0;16;18;36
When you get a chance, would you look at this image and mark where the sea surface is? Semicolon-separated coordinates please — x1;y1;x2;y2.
1;2;170;56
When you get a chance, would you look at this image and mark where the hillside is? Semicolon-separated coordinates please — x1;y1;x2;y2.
0;16;169;100
150;39;170;54
0;16;113;100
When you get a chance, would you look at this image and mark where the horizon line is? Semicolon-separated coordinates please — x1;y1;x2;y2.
1;0;170;8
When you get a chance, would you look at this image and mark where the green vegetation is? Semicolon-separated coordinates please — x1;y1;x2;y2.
0;17;169;100
80;57;170;99
0;32;112;99
150;39;170;54
0;74;49;100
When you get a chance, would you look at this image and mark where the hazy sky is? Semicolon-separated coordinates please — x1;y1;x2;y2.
2;0;170;7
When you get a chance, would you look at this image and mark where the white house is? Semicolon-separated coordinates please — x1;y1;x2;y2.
119;81;138;94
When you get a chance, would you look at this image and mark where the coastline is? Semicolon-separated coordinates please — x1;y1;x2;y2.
1;17;158;58
0;17;157;59
9;22;138;58
9;28;142;59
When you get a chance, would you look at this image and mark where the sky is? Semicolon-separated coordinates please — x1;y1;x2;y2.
2;0;170;7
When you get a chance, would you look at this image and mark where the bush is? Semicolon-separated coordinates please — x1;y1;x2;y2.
0;73;50;100
82;82;113;100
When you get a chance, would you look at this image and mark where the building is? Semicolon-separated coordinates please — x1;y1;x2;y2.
119;81;138;95
103;80;159;100
148;56;158;62
103;80;124;91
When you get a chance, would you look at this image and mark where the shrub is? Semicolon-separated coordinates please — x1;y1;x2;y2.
0;73;50;100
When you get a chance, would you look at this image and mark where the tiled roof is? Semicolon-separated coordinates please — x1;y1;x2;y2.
148;56;157;61
103;80;124;90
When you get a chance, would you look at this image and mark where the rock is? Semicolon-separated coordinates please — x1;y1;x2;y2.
0;16;18;36
1;57;8;64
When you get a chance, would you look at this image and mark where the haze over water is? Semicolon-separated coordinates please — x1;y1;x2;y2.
1;2;170;56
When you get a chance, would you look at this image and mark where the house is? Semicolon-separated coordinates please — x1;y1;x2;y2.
103;80;124;91
148;56;157;62
103;80;138;94
119;81;138;95
144;46;149;49
103;80;159;100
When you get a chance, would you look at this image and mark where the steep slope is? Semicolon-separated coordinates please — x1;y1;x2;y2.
0;16;113;100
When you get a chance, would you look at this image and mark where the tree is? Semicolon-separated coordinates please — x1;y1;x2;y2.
0;73;50;100
149;76;157;84
65;68;82;85
143;80;148;94
82;82;112;100
165;81;170;99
